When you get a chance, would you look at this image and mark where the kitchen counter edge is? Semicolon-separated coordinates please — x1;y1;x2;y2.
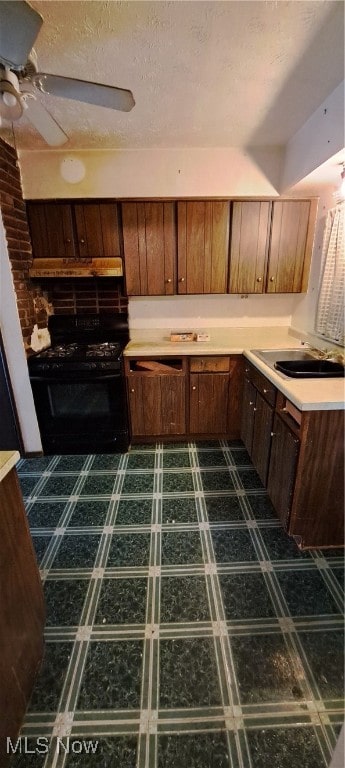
0;451;20;483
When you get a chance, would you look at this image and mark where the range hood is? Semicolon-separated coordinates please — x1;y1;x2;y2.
29;257;123;278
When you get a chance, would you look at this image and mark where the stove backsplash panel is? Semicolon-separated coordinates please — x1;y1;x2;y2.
40;277;128;316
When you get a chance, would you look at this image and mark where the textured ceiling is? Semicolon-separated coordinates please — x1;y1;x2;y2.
1;0;344;151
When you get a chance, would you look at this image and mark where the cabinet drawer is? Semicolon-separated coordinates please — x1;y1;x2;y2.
190;356;230;372
251;368;276;406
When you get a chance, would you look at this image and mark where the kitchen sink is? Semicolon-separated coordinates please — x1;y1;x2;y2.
250;348;344;378
274;359;345;378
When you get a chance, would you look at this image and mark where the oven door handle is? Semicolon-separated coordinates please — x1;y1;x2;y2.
29;373;121;382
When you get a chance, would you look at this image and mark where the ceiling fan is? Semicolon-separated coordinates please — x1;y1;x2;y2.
0;0;135;146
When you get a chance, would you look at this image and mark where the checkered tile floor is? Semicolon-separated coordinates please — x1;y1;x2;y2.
12;441;344;768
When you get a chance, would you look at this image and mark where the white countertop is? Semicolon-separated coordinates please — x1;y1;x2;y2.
124;326;345;411
0;451;20;482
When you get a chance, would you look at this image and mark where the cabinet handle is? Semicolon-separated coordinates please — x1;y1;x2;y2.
166;278;172;283
192;385;197;391
270;276;275;282
179;277;185;283
256;277;262;282
80;238;85;245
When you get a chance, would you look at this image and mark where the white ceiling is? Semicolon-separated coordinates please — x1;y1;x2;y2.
0;0;343;151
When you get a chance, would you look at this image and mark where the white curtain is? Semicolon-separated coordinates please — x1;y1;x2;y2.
315;203;345;345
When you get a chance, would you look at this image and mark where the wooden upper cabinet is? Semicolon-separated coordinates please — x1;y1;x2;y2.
27;202;76;259
267;200;318;293
177;201;230;294
229;201;271;293
74;203;120;258
122;202;176;295
26;201;120;260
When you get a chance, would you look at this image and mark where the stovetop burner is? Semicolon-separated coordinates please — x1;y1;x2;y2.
35;341;122;362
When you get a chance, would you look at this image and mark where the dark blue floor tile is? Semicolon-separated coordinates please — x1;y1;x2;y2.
160;576;210;622
68;500;110;527
162;497;197;523
107;533;151;567
205;495;244;522
231;633;302;704
201;470;234;492
246;726;327;768
276;570;340;616
219;572;275;619
158;732;230;768
27;642;72;712
77;640;143;710
161;531;203;565
298;629;344;699
31;535;53;564
52;535;100;568
259;527;311;560
159;637;221;708
95;578;147;624
44;579;89;625
28;501;66;528
115;498;152;525
212;529;257;562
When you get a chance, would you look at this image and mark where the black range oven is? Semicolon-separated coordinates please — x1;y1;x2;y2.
28;314;130;455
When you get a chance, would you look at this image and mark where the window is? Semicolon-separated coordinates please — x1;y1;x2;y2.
315;203;344;345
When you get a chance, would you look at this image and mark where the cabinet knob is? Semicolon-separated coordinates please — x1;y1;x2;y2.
256;277;262;282
130;388;135;393
179;277;185;283
65;238;71;244
166;278;172;283
270;432;275;437
192;385;197;391
270;276;275;282
249;401;254;406
263;388;270;394
80;238;85;245
253;407;257;412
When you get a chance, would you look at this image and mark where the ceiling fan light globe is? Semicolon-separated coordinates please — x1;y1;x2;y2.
0;82;23;120
3;91;17;108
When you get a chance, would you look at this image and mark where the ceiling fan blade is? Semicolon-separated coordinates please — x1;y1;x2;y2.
32;73;135;112
23;96;68;146
0;1;43;70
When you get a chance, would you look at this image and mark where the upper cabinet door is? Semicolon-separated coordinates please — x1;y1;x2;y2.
27;202;76;260
177;201;229;294
74;203;120;259
267;200;317;293
122;202;176;296
27;201;120;260
229;201;271;293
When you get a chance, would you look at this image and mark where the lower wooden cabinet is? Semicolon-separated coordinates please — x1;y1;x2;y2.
267;413;300;528
126;359;186;436
241;360;344;549
190;372;229;434
124;354;243;441
241;365;275;485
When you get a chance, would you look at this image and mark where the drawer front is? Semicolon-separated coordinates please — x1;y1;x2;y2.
252;368;276;406
190;356;230;373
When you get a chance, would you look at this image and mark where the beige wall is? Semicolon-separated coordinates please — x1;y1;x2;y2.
19;146;283;199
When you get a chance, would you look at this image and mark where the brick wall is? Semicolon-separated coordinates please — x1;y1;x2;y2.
0;137;128;348
42;278;128;315
0;137;38;347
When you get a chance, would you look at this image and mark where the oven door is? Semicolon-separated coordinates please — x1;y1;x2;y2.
30;370;129;454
